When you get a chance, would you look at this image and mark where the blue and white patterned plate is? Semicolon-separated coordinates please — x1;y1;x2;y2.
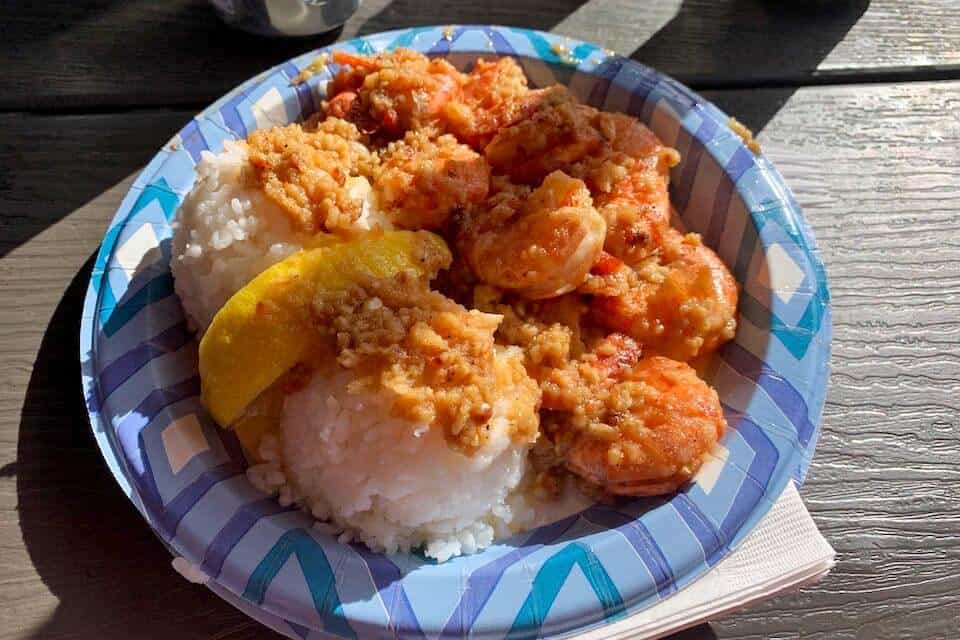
80;26;831;640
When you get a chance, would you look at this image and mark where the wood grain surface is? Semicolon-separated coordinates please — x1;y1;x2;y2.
703;82;960;639
2;0;960;110
2;76;958;638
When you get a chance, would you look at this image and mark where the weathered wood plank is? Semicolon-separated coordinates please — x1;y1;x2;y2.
0;110;256;639
552;0;960;86
1;81;959;638
702;82;960;639
0;110;192;257
2;0;959;110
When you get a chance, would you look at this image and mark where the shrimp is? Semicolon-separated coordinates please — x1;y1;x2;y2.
600;112;663;158
459;171;606;299
440;57;535;149
484;89;681;263
587;229;738;362
537;331;642;413
326;50;464;136
573;113;681;265
592;162;673;265
562;355;726;496
483;86;605;185
534;332;725;496
374;131;491;230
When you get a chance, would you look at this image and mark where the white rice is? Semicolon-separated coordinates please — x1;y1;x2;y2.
171;140;389;332
248;353;534;562
171;141;306;331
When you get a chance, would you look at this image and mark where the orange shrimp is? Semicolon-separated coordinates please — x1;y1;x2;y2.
601;112;663;158
440;57;535;149
571;112;681;265
373;131;491;230
592;162;673;265
459;171;606;299
588;229;738;362
326;49;464;136
483;86;605;185
563;355;726;496
330;51;381;72
324;90;360;120
483;90;682;265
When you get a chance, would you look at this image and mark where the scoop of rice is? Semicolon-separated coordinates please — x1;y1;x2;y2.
171;140;388;331
248;348;535;562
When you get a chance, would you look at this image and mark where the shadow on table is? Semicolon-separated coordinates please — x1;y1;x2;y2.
631;0;870;131
0;113;190;262
671;626;718;640
13;253;268;639
0;0;346;261
357;0;588;36
3;0;343;86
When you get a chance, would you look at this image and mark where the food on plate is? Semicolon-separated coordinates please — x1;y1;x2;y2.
171;49;739;561
374;131;490;229
198;232;451;427
547;340;727;497
458;170;607;299
586;230;738;361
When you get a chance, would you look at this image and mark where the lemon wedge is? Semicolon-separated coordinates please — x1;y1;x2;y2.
199;231;452;428
231;386;285;462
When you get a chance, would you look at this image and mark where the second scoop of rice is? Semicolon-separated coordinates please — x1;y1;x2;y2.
248;350;535;562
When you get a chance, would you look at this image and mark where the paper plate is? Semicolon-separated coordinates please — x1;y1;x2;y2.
80;25;831;640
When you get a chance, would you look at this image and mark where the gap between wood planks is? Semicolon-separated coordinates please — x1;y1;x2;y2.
3;64;960;117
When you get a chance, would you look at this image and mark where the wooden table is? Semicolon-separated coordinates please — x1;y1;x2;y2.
2;2;958;638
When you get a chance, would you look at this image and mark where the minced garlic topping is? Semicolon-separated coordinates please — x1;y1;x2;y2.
312;270;540;454
246;119;378;234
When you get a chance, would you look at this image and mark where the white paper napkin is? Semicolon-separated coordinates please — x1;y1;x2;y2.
580;481;835;639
